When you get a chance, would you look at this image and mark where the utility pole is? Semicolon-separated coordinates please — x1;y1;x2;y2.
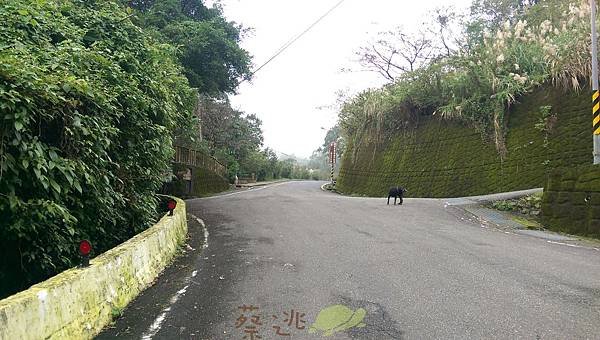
591;0;600;164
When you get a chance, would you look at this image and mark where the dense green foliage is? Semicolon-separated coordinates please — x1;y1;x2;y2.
197;98;263;178
339;0;589;155
197;98;320;182
128;0;252;95
0;0;198;297
307;125;344;181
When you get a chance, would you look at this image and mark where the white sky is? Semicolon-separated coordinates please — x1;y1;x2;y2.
213;0;473;158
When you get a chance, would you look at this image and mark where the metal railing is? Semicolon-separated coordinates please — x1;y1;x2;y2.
174;146;227;178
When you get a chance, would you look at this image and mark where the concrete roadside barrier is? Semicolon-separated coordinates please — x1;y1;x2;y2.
0;197;187;340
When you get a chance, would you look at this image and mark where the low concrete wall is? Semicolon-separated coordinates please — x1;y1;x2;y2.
542;165;600;237
0;197;187;340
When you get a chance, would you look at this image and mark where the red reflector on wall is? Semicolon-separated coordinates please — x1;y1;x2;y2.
167;200;176;211
79;240;92;256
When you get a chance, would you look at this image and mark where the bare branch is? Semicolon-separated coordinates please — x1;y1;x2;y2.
352;27;435;81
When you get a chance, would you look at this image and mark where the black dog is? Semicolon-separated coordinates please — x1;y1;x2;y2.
387;186;407;205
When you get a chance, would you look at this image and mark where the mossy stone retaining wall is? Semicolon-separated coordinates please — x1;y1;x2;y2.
541;165;600;237
337;86;592;198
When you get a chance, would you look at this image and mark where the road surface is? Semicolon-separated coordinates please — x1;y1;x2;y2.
98;181;600;339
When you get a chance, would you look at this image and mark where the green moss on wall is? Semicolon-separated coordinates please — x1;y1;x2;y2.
541;165;600;237
337;86;592;198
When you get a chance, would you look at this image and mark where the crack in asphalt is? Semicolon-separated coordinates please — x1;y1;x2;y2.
339;296;404;340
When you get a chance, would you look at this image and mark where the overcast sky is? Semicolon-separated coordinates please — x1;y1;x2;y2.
212;0;473;158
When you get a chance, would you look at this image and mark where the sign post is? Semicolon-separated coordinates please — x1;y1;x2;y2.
328;142;336;184
591;0;600;163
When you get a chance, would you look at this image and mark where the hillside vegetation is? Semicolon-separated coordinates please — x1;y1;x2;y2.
337;0;596;196
337;86;590;197
340;0;591;156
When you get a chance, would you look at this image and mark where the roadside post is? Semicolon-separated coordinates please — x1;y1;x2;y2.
329;142;336;184
591;0;600;164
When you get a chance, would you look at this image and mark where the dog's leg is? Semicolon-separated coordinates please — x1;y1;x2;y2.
387;196;390;205
394;196;397;205
399;196;403;205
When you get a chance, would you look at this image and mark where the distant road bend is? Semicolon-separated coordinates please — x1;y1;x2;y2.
98;181;600;339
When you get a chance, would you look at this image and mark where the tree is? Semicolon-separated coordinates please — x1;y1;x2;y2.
321;125;344;158
470;0;540;29
127;0;222;26
199;98;263;160
129;0;252;95
426;6;464;58
355;28;434;81
279;159;295;179
306;125;345;181
262;148;280;180
197;98;265;178
162;20;251;94
239;150;268;180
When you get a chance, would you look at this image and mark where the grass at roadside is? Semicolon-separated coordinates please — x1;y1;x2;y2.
490;192;543;216
510;215;544;230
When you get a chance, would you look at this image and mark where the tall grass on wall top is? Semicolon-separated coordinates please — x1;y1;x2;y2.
339;0;594;158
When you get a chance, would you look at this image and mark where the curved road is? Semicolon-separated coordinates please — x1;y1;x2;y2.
98;181;600;339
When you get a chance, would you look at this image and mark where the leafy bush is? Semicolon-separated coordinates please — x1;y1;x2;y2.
0;0;196;297
491;200;518;211
491;193;543;215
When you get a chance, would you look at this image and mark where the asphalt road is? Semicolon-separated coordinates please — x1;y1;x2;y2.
98;181;600;339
